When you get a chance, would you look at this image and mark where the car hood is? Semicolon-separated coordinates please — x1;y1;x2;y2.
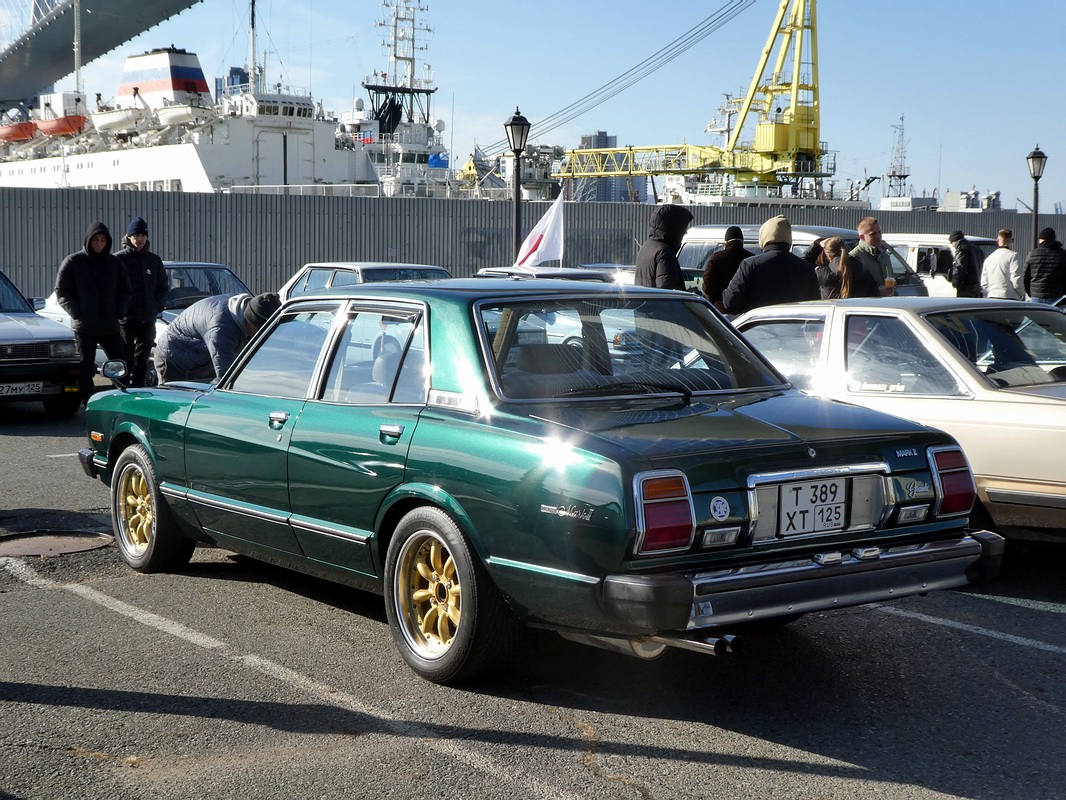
0;312;75;342
528;391;938;463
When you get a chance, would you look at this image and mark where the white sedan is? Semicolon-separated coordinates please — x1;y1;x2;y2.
734;297;1066;544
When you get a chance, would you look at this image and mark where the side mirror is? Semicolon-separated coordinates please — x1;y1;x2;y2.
31;297;46;311
101;359;129;389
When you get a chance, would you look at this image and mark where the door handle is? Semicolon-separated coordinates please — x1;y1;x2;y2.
268;411;290;429
379;423;405;438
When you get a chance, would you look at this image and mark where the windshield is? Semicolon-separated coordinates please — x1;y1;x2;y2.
478;296;783;400
0;271;32;314
925;307;1066;388
165;265;250;310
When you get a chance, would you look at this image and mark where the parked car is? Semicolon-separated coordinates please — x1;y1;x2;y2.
678;224;929;297
882;233;997;298
0;268;80;415
733;296;1066;543
79;280;1002;683
280;261;452;301
39;261;251;386
576;263;706;294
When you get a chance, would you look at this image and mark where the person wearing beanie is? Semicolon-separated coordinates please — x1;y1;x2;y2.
1024;227;1066;304
115;216;168;387
848;217;895;296
721;215;819;315
54;221;132;405
947;230;982;298
701;225;752;310
634;204;693;290
154;291;281;383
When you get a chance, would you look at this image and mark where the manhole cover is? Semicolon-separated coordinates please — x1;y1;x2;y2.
0;530;114;557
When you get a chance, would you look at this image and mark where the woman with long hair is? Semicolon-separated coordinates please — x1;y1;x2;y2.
815;237;880;299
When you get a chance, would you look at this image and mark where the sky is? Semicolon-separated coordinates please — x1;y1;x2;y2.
58;0;1066;211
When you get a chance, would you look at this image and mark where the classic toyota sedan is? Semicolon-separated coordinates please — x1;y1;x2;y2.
80;281;1003;683
734;297;1066;543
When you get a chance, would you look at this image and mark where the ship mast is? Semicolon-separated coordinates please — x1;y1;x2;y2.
249;0;257;93
73;0;81;95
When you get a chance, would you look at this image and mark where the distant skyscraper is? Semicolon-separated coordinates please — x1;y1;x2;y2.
578;129;647;203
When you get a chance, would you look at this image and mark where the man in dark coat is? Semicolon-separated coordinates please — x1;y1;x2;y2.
634;204;693;290
54;221;131;405
115;216;168;387
722;215;820;315
947;230;982;298
1024;227;1066;304
154;291;281;383
702;225;752;310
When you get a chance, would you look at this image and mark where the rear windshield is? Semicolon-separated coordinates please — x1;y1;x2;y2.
360;268;451;282
478;296;783;400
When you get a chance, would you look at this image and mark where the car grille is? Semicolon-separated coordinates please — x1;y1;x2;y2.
0;342;51;361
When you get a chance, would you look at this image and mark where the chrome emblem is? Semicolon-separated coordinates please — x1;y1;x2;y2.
710;496;730;522
807;447;817;458
540;504;594;522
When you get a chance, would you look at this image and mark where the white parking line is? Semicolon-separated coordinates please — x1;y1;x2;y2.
873;604;1066;655
0;557;585;800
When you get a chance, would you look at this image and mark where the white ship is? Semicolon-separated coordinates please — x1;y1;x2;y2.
0;0;453;195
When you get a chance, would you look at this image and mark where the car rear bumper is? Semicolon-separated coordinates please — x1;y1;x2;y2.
601;531;1005;632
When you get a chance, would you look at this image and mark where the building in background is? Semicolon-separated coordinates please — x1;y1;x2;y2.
577;130;648;204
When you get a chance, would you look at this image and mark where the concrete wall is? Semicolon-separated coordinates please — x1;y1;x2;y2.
4;186;1060;298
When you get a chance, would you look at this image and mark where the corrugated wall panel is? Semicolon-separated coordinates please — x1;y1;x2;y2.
3;186;1061;298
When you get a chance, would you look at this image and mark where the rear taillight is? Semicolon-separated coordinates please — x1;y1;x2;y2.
929;446;976;517
635;471;695;554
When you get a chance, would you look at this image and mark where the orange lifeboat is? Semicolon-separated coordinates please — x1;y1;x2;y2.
37;114;87;137
0;121;37;142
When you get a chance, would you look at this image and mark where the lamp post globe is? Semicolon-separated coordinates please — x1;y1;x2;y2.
504;108;531;260
1027;145;1048;248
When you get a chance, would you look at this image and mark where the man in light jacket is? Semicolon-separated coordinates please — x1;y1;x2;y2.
848;216;894;296
980;229;1024;300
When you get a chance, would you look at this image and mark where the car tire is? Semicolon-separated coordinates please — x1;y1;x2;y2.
42;394;80;417
111;444;195;573
384;506;521;684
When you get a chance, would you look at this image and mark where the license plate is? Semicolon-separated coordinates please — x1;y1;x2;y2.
0;382;42;396
779;478;847;535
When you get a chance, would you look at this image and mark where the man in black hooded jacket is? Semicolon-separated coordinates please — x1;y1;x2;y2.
634;204;693;290
115;216;168;387
55;222;131;405
1024;227;1066;304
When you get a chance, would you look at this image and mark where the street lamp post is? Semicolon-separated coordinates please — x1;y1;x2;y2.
504;107;531;261
1027;145;1048;248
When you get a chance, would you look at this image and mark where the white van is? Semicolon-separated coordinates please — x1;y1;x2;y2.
881;233;997;298
677;224;929;296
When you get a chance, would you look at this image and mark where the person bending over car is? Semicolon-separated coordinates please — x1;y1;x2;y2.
153;291;281;383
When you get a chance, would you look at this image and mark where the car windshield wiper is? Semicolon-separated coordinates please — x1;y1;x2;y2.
556;381;693;403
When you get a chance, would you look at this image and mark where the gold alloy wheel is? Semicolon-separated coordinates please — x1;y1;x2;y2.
117;465;153;554
396;530;462;658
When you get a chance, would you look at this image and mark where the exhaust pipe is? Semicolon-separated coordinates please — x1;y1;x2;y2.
647;633;744;657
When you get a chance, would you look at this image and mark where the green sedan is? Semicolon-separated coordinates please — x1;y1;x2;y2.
79;279;1004;683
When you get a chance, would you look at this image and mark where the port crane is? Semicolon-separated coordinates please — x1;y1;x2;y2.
553;0;837;202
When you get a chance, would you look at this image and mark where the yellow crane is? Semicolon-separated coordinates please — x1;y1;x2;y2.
553;0;832;197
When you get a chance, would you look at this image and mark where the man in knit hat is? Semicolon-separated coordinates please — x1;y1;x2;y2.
154;291;281;383
701;225;753;310
115;216;168;386
54;221;132;405
721;215;819;315
1024;227;1066;304
947;230;982;298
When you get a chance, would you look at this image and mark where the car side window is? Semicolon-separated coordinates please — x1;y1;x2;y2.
845;315;963;396
739;320;823;390
330;270;361;288
229;309;335;398
290;268;332;298
322;309;419;404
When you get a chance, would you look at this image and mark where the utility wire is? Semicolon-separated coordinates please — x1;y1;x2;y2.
482;0;756;156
